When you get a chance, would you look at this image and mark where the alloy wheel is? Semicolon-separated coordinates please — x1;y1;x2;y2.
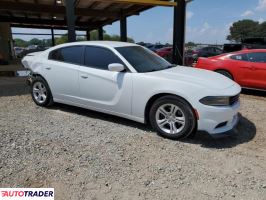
155;104;186;134
32;81;47;104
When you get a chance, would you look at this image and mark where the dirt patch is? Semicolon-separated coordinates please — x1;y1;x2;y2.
0;77;266;200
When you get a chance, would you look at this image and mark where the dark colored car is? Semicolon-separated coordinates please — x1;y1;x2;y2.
223;38;266;53
17;46;46;58
223;44;243;53
192;46;223;60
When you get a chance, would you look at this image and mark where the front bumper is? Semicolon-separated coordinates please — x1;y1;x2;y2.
197;101;240;135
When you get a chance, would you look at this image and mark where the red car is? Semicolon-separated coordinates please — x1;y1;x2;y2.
155;47;172;58
195;49;266;90
155;47;194;66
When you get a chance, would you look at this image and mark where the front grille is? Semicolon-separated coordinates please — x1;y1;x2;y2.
229;94;240;106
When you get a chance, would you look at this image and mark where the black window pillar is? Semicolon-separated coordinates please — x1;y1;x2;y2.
172;0;186;65
51;28;55;46
120;11;127;42
86;30;91;41
65;0;76;42
98;27;103;40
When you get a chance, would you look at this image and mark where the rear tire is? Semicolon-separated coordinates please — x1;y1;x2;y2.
31;76;54;107
216;70;233;80
149;95;197;140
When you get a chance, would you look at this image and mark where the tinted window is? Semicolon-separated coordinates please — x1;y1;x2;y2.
248;52;266;63
49;46;83;65
116;46;171;73
202;47;209;52
230;54;248;61
84;46;123;70
214;48;222;53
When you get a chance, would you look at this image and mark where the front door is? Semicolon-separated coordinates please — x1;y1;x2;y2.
78;46;132;116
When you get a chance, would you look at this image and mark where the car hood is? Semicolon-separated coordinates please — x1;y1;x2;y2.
148;66;235;90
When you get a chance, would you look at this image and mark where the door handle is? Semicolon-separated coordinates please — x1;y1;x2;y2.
45;67;51;70
80;74;88;79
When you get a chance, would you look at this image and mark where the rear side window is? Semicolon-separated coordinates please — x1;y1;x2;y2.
49;46;84;65
247;52;266;63
230;54;248;61
84;46;123;70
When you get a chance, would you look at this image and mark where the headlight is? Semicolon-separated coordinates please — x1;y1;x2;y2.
199;96;230;106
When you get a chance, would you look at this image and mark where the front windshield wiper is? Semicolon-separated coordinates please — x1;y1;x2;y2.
144;65;177;73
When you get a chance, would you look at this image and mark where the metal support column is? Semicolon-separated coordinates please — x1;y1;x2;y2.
51;28;55;46
120;11;127;42
86;30;90;41
172;0;186;65
98;27;103;40
65;0;76;42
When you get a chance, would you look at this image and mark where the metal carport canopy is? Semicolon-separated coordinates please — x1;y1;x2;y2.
0;0;176;30
0;0;188;65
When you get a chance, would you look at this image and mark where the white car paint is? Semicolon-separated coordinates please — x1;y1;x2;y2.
22;41;241;135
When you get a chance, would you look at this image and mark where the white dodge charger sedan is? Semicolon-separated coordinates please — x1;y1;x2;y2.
22;41;241;139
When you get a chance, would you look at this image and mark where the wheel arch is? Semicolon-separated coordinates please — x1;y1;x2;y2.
214;69;234;80
31;73;54;95
144;93;197;124
32;73;47;82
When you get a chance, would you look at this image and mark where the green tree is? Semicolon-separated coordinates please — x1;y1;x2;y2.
55;35;68;45
258;21;266;37
13;30;136;48
14;38;28;47
29;38;44;46
186;42;196;47
227;20;260;42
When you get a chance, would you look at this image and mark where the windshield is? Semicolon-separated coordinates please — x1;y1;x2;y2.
115;46;173;73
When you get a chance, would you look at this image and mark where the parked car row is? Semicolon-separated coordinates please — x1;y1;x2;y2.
14;45;50;58
152;43;266;90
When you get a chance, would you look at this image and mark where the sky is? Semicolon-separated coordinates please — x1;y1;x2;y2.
12;0;266;44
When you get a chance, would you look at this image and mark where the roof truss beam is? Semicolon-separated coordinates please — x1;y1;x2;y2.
91;0;177;7
0;1;120;18
0;16;100;28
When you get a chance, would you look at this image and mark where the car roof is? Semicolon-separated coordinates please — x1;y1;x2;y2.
51;41;139;49
238;49;266;53
211;49;266;59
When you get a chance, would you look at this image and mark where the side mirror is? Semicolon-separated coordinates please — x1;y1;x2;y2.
108;63;125;72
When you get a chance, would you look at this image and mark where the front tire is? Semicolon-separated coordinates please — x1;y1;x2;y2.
149;95;197;140
31;76;54;107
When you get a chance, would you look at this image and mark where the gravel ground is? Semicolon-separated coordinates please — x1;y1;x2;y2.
1;77;266;200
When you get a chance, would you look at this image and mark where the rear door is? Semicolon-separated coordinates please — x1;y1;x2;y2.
78;45;132;116
43;45;83;102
